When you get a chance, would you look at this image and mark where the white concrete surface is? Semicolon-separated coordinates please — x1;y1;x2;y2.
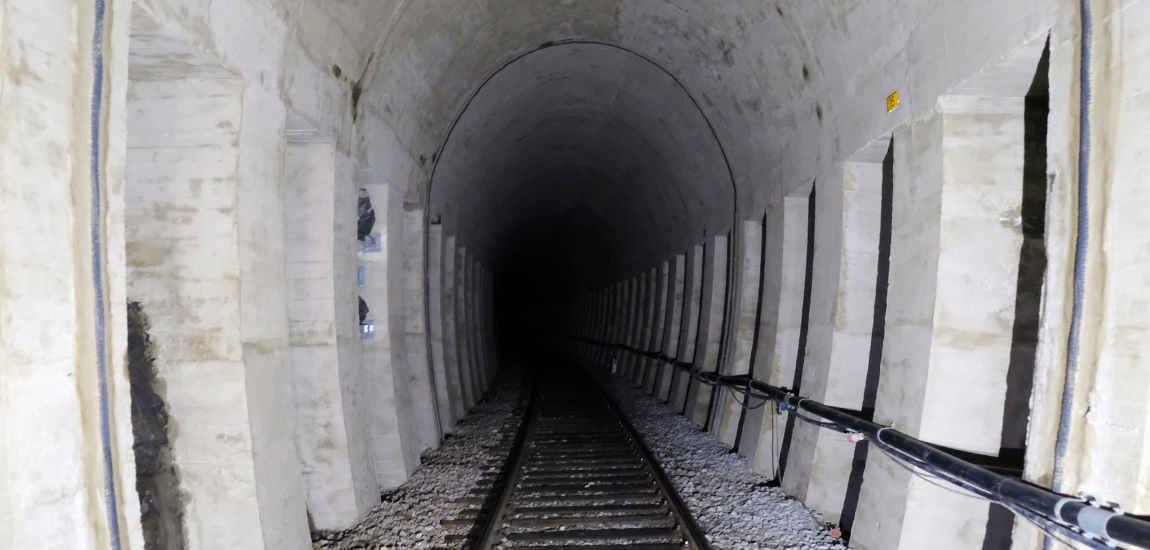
0;2;142;548
632;269;656;385
852;92;1030;549
284;141;377;529
439;235;467;420
686;235;729;428
642;262;670;394
718;220;765;446
669;246;704;412
453;246;476;409
400;207;441;450
11;0;1150;549
625;273;648;380
425;225;457;434
656;254;688;402
792;147;889;523
744;196;811;473
357;182;417;488
124;60;289;550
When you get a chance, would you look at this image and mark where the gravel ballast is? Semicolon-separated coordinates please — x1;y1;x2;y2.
596;367;851;550
312;371;527;550
311;362;849;550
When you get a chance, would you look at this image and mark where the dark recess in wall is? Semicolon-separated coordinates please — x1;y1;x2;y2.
981;37;1051;550
127;301;186;550
776;185;817;482
839;138;894;543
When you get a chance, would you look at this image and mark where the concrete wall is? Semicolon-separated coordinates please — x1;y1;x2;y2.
124;23;308;550
284;140;376;529
686;235;729;428
0;1;142;548
717;220;765;446
669;245;704;412
14;1;1150;550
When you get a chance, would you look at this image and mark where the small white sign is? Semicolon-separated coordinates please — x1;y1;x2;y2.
361;233;383;253
361;320;375;339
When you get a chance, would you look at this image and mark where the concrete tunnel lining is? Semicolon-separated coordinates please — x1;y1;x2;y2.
428;42;737;303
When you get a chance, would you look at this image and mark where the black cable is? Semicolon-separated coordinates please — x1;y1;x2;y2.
570;337;1150;549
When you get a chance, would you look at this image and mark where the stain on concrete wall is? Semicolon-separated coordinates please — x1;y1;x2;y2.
127;302;186;550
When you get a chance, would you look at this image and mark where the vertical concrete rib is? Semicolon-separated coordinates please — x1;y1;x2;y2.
643;262;671;394
476;264;493;386
685;234;729;428
656;254;687;401
790;147;888;524
284;142;378;528
855;99;1026;550
442;236;468;417
670;245;704;411
401;207;441;450
468;256;486;393
743;194;810;473
609;281;627;372
625;274;647;378
634;268;659;386
125;73;278;546
718;219;765;445
426;224;456;433
455;247;477;408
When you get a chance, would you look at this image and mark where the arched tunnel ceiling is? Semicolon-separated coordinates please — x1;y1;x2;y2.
266;0;1050;293
349;0;838;214
428;43;734;290
273;0;1050;224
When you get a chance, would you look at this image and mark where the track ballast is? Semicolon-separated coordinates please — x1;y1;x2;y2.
470;368;711;550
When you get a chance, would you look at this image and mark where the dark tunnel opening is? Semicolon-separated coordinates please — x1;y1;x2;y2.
429;43;737;371
494;238;570;365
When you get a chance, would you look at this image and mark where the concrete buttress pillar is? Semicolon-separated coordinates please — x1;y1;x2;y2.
0;1;143;547
625;274;647;378
655;255;687;402
123;11;312;546
464;254;484;395
401;207;441;450
355;181;414;487
642;263;670;394
853;98;1027;550
743;195;811;473
441;236;469;417
634;268;659;386
780;142;891;524
718;219;765;446
284;140;377;528
455;247;478;405
669;246;704;411
426;225;458;433
685;234;729;427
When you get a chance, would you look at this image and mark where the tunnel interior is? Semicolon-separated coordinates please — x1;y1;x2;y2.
428;43;736;360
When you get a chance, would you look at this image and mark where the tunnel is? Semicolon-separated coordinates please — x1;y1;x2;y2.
424;43;735;358
6;2;1150;550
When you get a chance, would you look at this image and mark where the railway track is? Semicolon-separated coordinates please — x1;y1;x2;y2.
466;368;711;550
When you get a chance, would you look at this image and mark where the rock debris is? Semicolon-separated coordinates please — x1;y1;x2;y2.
312;371;526;550
598;369;851;550
312;364;849;549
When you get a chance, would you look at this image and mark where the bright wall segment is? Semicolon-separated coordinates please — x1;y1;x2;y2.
4;1;1150;550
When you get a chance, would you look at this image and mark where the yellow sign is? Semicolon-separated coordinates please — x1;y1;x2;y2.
887;91;899;112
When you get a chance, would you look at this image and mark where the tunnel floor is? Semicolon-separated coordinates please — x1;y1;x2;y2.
590;362;847;550
311;359;847;550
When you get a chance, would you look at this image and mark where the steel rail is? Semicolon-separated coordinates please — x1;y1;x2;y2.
472;365;713;550
584;368;713;550
569;336;1150;550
